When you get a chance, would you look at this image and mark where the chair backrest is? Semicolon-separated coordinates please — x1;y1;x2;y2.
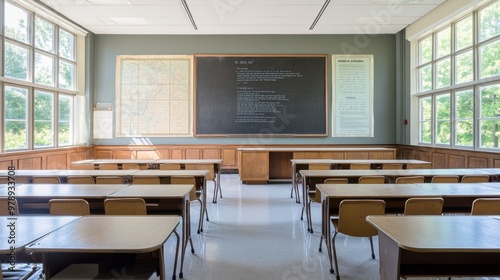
337;200;385;237
71;164;94;170
132;176;161;184
406;163;432;169
104;198;147;215
67;176;95;184
404;197;444;215
382;163;403;170
349;163;371;170
171;176;197;200
98;163;118;170
159;164;181;170
395;176;425;184
471;198;500;215
461;175;490;183
32;176;61;184
0;176;9;184
95;176;123;184
431;175;459;183
358;176;385;184
0;197;19;215
317;178;348;202
121;163;140;170
308;163;331;170
49;199;90;215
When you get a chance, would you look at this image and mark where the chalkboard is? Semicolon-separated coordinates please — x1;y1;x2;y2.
195;55;327;136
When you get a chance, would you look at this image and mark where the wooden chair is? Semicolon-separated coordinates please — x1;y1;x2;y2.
302;178;348;233
132;175;161;184
349;163;371;170
32;176;61;184
308;163;331;170
382;163;403;170
406;163;432;169
0;197;19;215
431;175;459;183
97;163;118;170
159;164;181;170
95;176;123;184
404;197;444;215
358;176;385;184
470;198;500;215
122;163;141;170
67;175;95;184
104;198;147;215
319;199;386;278
171;175;207;233
460;175;489;183
49;199;90;215
395;176;425;184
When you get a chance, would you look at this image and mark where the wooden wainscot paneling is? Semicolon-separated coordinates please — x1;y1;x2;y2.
369;151;395;159
447;155;466;168
136;150;161;159
293;152;321;159
203;148;221;159
155;149;170;159
18;157;42;169
222;148;238;169
414;150;431;162
346;151;369;159
0;160;13;170
46;154;67;169
114;150;134;159
494;159;500;168
468;156;488;168
94;150;113;159
431;153;446;168
170;149;184;159
319;152;345;159
69;151;91;163
185;149;201;159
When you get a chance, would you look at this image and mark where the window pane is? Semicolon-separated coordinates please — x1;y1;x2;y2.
4;42;29;81
479;0;500;42
4;86;28;150
59;60;75;90
436;27;451;58
4;2;29;43
419;36;432;65
59;95;73;146
455;51;473;84
455;89;473;146
479;84;500;148
455;16;473;50
436;58;451;88
436;94;450;145
35;52;55;86
34;91;54;148
419;97;432;143
419;65;432;92
479;39;500;79
35;16;55;53
59;29;75;60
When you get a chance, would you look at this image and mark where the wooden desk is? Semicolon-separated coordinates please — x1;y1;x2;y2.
1;184;128;214
366;216;500;279
153;159;223;203
0;216;79;280
133;170;209;233
300;168;500;213
238;147;396;184
316;183;500;274
108;184;192;279
26;216;180;280
291;159;431;203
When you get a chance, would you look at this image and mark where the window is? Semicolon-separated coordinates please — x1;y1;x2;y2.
1;0;83;152
415;0;500;151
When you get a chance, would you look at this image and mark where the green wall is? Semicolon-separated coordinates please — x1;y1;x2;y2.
91;34;398;145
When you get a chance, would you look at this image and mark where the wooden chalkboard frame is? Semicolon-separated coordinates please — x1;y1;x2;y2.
194;54;328;137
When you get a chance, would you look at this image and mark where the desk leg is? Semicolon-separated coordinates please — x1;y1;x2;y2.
291;163;296;200
213;164;221;203
323;199;334;274
199;177;207;233
377;231;401;280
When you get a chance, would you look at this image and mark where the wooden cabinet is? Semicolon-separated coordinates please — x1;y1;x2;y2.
238;150;269;184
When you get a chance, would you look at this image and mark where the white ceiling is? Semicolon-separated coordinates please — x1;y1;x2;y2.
39;0;446;35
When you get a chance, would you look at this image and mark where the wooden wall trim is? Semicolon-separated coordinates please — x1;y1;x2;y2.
0;146;93;170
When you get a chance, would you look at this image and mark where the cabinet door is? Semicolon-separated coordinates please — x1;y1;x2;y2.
239;151;269;182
